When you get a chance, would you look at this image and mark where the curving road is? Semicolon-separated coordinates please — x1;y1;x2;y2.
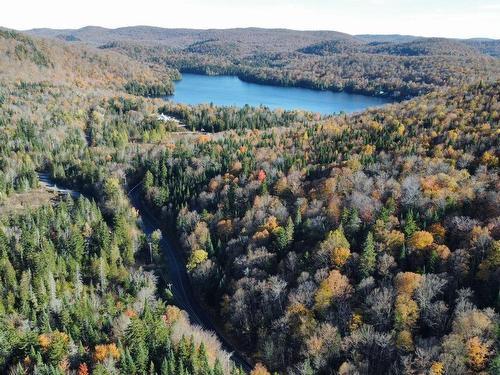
39;173;252;372
129;191;252;372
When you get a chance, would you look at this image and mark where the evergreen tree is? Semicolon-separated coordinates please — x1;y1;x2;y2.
404;210;418;238
144;170;154;191
160;357;172;375
197;342;211;375
360;232;376;278
213;359;224;375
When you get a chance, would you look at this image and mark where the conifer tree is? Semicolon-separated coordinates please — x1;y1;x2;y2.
404;210;418;238
360;232;376;278
213;359;224;375
197;342;211;375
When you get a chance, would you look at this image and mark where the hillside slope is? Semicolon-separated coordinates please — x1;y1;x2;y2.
0;28;176;94
139;80;500;374
26;26;500;99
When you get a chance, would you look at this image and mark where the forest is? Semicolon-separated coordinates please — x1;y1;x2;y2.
28;26;500;99
139;81;500;374
0;26;499;375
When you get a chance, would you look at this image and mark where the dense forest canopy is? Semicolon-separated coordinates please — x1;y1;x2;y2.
27;26;500;99
139;81;500;374
0;26;499;375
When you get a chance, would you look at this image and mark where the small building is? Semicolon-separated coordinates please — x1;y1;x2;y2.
157;113;180;123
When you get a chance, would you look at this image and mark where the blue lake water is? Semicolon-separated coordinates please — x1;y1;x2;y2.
166;73;393;115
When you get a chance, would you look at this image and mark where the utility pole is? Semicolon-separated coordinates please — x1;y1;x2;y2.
148;241;153;264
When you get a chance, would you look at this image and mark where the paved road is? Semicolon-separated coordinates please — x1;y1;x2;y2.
38;173;252;372
129;192;252;372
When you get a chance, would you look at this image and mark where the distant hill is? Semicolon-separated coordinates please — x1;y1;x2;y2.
464;39;500;58
0;28;176;93
26;26;356;54
26;26;500;58
298;39;364;55
366;38;482;57
22;26;500;98
298;37;483;57
355;34;420;43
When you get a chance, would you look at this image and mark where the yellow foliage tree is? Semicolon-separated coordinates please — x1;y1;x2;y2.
38;334;51;350
430;362;444;375
286;303;316;337
395;294;419;330
386;230;405;251
252;229;270;243
331;247;351;268
320;226;350;267
104;177;121;200
362;144;376;156
467;336;489;370
433;244;451;260
94;343;120;362
350;312;363;331
395;272;422;296
187;249;208;271
164;305;182;325
396;329;414;351
94;345;108;362
409;231;434;250
481;150;499;167
263;216;279;233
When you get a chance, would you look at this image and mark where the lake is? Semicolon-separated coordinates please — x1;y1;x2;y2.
166;73;393;115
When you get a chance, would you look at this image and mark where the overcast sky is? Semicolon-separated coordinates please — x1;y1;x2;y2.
2;0;499;39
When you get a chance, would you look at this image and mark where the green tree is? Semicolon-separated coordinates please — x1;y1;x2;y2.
360;232;376;278
404;210;418;238
197;342;211;375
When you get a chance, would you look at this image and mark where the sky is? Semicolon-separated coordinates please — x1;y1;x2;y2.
1;0;500;39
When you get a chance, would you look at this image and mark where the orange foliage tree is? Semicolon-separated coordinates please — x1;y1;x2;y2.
251;362;271;375
314;270;353;311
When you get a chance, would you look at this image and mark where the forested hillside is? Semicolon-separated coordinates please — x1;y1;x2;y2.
28;26;500;98
0;26;498;375
0;30;244;375
139;81;500;374
0;29;177;95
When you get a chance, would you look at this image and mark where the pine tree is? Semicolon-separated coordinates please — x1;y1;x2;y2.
144;170;154;191
177;360;185;375
135;342;149;374
274;227;289;253
161;358;170;375
187;336;196;374
404;210;418;238
360;232;376;278
302;359;314;375
197;342;211;375
342;208;361;238
213;358;224;375
294;208;302;226
177;335;189;369
260;180;268;195
120;348;137;374
205;233;215;257
168;349;176;374
285;217;294;244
